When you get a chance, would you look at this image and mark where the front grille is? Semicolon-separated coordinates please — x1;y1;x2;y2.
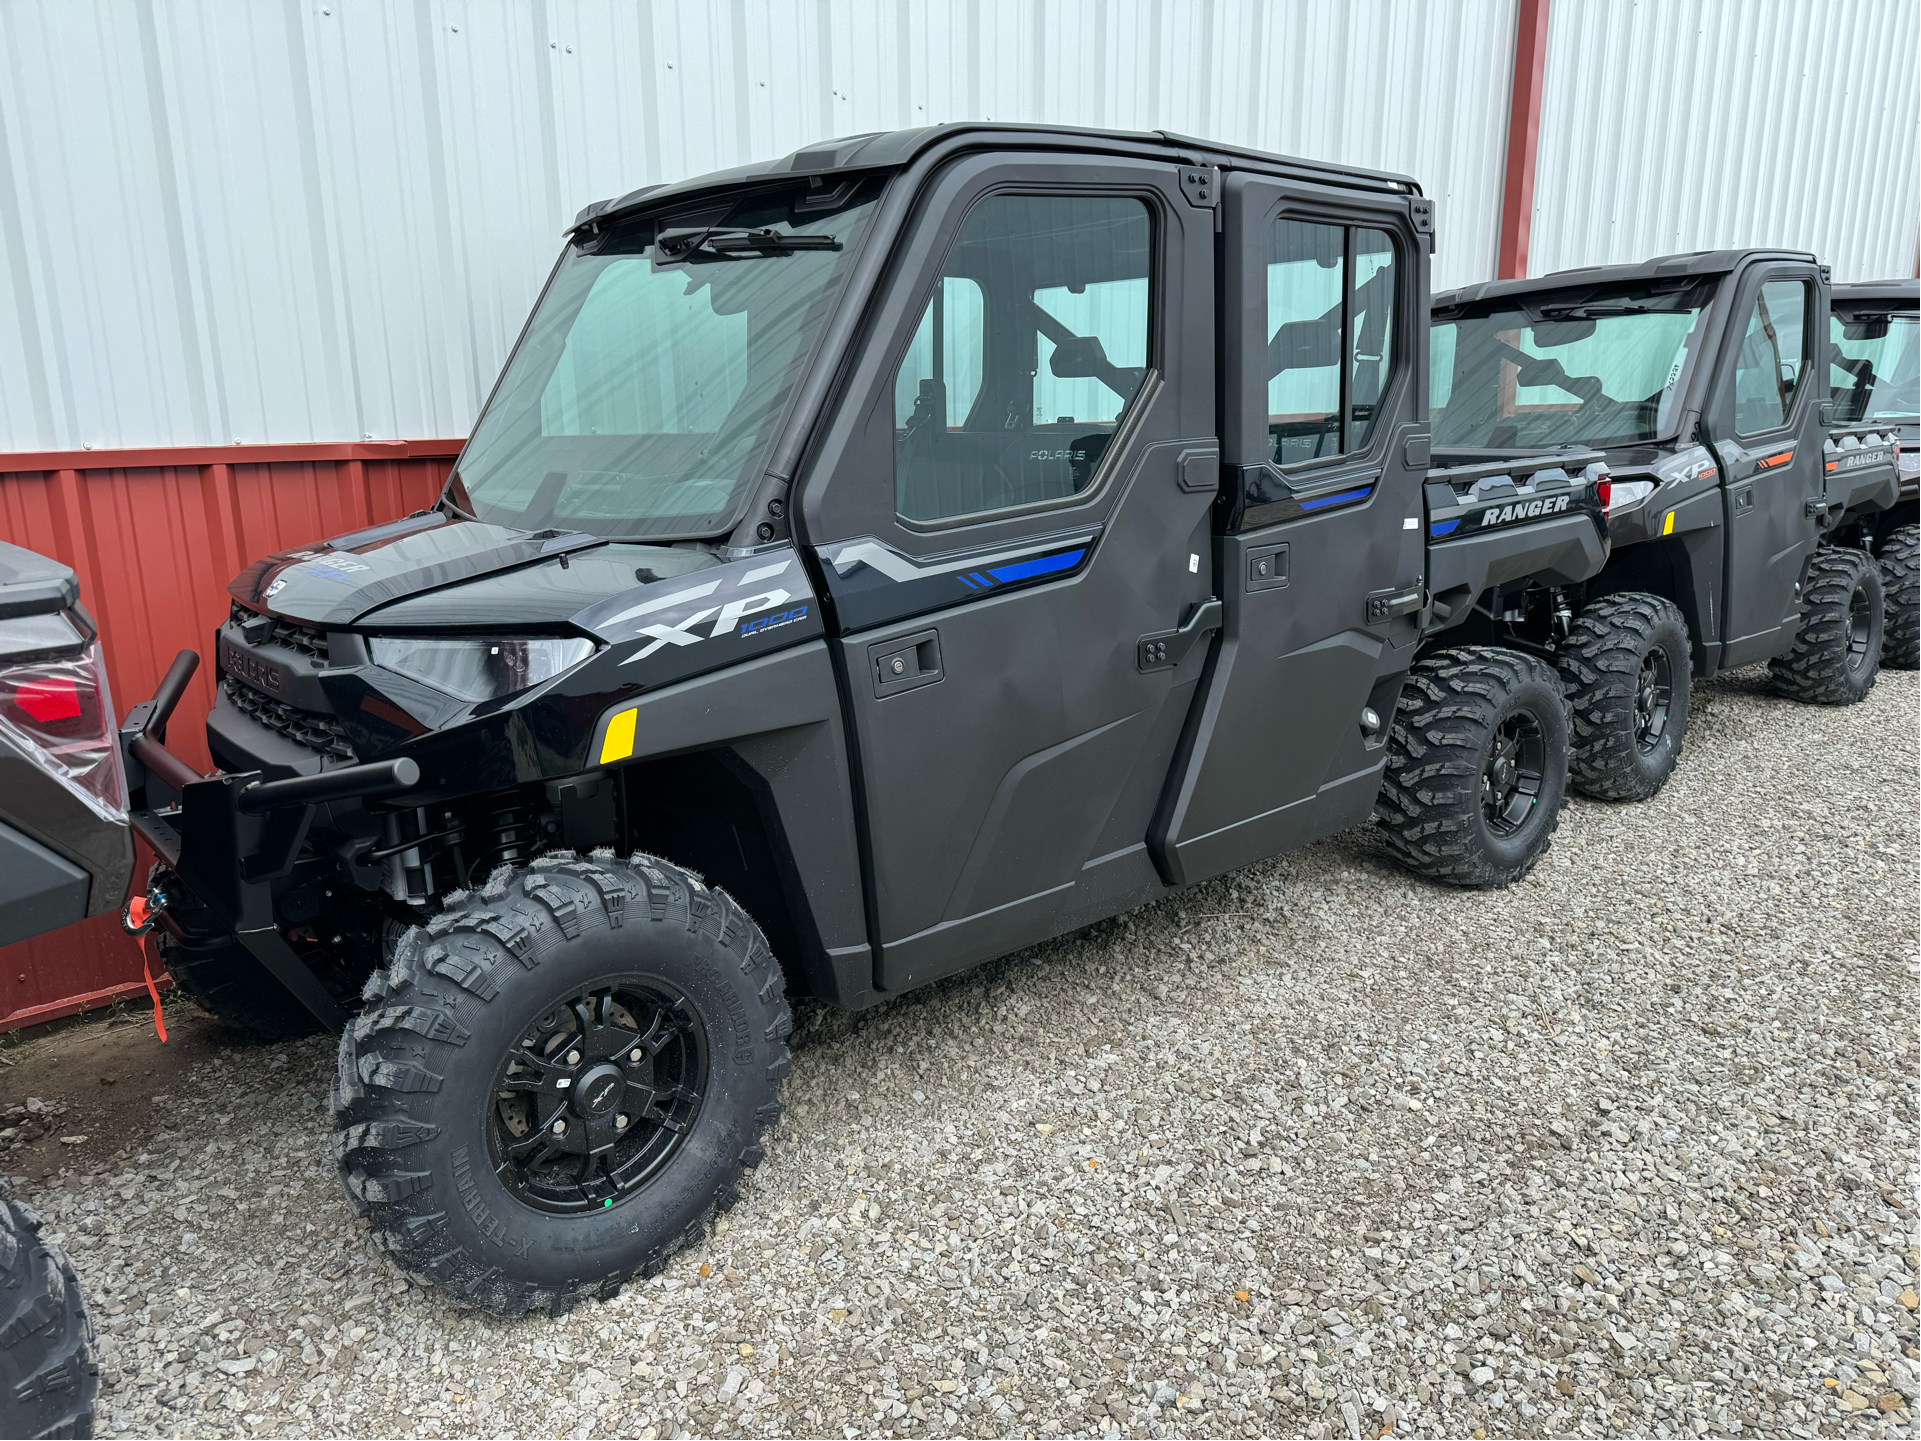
222;676;357;760
229;601;328;663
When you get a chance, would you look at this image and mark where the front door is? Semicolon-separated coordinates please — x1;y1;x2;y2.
798;157;1219;992
1708;268;1824;668
1154;176;1428;884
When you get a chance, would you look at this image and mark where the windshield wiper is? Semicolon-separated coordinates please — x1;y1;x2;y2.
1538;304;1653;319
654;226;839;261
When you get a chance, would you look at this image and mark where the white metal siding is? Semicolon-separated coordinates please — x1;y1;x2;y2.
1529;0;1920;283
2;0;1913;454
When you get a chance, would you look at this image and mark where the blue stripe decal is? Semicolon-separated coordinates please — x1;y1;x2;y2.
986;548;1086;584
957;574;980;589
1299;486;1375;512
1430;519;1460;536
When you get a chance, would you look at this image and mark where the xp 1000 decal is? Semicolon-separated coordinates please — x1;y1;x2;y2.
571;546;824;693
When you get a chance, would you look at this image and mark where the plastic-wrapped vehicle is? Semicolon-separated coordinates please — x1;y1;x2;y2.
1432;251;1904;802
1827;279;1918;667
0;540;113;1439
118;126;1613;1316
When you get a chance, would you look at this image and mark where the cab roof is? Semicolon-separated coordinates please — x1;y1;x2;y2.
569;123;1420;233
1433;248;1819;311
1831;278;1920;311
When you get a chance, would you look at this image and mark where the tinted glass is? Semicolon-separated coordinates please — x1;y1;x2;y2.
454;180;878;539
1267;220;1345;464
1350;228;1397;447
1732;279;1810;436
1430;282;1712;449
894;195;1153;524
1831;311;1920;423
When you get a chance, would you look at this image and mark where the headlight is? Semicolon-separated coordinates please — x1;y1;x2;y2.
366;635;597;703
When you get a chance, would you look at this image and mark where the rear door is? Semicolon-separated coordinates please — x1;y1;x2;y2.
1705;264;1825;667
1153;176;1428;885
797;155;1218;993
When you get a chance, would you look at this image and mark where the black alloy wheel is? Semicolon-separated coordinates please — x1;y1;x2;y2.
1633;645;1673;753
1845;579;1875;673
1481;707;1547;837
489;977;708;1216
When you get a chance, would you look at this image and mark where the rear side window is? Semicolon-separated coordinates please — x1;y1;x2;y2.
893;195;1153;525
1732;279;1810;436
1266;220;1400;466
1831;310;1921;423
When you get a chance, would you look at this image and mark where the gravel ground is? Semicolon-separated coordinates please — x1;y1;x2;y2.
8;665;1917;1440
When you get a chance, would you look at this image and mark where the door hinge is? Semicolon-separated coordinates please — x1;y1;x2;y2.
1178;168;1219;209
1365;586;1425;625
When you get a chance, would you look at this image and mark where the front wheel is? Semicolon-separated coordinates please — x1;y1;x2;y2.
1556;592;1693;801
332;853;792;1317
1769;548;1884;705
1375;647;1571;888
0;1194;96;1440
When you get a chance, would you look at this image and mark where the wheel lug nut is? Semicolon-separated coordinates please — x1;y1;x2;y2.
628;1048;642;1063
566;1050;581;1066
615;1114;629;1130
552;1118;567;1135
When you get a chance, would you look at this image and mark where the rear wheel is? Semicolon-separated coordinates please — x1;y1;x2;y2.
332;853;791;1317
0;1194;96;1440
1769;548;1884;705
1556;592;1692;801
1375;647;1571;888
1876;524;1918;669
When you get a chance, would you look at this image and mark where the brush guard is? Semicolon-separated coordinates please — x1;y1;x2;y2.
118;649;420;1033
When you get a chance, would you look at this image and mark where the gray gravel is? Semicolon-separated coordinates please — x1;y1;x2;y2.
15;665;1919;1439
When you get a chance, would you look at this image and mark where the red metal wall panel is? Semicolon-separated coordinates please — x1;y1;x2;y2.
0;440;461;1028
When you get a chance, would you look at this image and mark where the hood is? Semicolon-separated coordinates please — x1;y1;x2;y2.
229;513;716;629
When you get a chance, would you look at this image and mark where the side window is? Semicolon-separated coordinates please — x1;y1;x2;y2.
1266;218;1401;466
894;195;1153;525
1732;279;1810;436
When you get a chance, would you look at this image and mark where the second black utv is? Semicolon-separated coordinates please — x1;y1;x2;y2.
122;126;1623;1315
1431;251;1909;802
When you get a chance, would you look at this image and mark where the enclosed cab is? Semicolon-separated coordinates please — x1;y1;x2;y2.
1432;250;1903;801
1827;278;1918;666
121;126;1614;1315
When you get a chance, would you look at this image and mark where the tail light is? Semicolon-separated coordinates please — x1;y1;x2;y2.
0;612;127;822
1593;476;1613;510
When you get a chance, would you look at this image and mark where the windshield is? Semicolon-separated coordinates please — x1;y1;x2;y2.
451;178;881;539
1432;281;1714;449
1831;310;1920;423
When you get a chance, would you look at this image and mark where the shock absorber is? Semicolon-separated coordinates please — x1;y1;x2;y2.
475;795;538;879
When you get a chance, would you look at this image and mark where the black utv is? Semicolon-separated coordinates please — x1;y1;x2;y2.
0;540;120;1439
1828;278;1918;666
122;126;1613;1316
1432;250;1907;802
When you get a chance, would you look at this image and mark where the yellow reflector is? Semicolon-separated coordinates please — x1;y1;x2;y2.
599;708;638;764
1662;511;1675;535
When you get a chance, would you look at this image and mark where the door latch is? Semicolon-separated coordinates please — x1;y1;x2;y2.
870;630;942;697
1365;586;1424;625
1137;598;1222;672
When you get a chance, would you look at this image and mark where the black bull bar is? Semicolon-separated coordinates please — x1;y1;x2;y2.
118;650;419;1033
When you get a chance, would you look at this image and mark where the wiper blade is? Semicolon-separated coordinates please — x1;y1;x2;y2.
654;226;839;260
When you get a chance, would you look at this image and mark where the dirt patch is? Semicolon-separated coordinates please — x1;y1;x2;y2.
0;1000;237;1181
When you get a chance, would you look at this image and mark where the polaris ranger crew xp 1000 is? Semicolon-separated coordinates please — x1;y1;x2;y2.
122;127;1611;1316
1827;278;1919;667
1431;250;1905;803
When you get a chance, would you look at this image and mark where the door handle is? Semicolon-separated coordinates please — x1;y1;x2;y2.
1137;598;1222;672
870;630;942;697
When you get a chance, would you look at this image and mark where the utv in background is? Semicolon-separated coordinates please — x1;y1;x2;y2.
1431;250;1905;803
1827;279;1919;667
120;126;1616;1317
0;540;117;1439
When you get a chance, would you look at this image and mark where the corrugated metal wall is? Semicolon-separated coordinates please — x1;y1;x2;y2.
1529;0;1921;281
0;0;1520;455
